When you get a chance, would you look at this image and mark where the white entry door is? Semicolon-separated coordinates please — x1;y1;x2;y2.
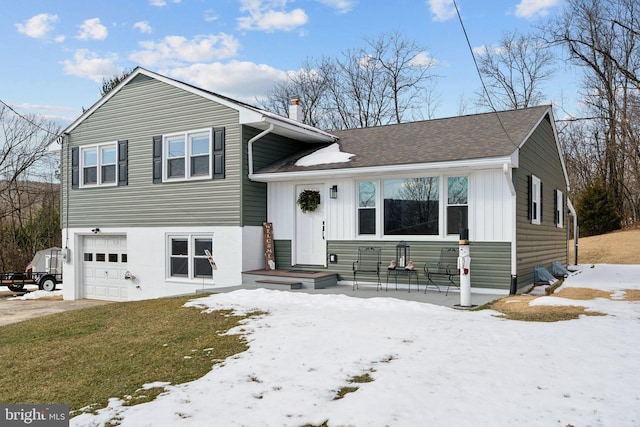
82;235;129;301
295;184;326;266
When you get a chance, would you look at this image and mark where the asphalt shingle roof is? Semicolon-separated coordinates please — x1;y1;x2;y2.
256;105;551;174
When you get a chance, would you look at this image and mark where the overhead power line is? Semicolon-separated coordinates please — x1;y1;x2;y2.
452;0;518;149
0;98;59;137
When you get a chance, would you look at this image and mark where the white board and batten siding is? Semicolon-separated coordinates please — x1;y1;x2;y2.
267;170;512;243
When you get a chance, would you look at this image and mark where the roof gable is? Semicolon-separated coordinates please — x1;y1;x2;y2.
58;67;335;144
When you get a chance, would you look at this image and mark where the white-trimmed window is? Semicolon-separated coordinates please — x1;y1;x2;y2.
383;177;439;235
555;189;564;228
164;129;212;181
168;235;213;280
530;175;541;225
358;181;377;235
80;143;117;187
446;176;468;235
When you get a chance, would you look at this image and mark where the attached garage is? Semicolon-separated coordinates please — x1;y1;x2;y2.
82;235;129;301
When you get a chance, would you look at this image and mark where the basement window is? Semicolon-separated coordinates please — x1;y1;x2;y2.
167;235;213;280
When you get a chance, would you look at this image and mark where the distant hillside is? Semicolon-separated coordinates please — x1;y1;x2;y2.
570;227;640;264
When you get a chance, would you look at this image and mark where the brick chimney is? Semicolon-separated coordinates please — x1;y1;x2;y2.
289;96;302;122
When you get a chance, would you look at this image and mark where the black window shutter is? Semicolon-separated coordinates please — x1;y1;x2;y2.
152;136;163;183
527;175;532;221
118;140;128;186
71;147;79;189
212;127;225;180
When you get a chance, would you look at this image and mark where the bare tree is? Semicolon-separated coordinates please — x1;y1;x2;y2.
367;31;437;123
0;105;60;269
100;68;134;97
475;30;556;111
544;0;640;224
260;32;437;130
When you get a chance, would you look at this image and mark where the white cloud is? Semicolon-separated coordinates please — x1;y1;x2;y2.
411;51;438;68
77;18;108;40
168;61;287;102
515;0;559;18
427;0;456;22
473;44;506;56
62;49;120;82
238;0;309;32
149;0;181;7
315;0;356;14
16;13;59;39
204;9;219;22
133;21;152;33
129;34;240;68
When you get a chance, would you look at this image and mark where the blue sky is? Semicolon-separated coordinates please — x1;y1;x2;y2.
2;0;577;127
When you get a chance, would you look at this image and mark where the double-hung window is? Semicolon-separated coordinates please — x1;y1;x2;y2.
101;146;117;184
530;175;541;225
555;189;563;228
446;176;468;235
164;130;211;180
358;181;377;235
79;143;118;187
168;235;213;280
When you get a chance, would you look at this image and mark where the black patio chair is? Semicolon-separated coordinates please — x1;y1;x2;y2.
352;247;382;290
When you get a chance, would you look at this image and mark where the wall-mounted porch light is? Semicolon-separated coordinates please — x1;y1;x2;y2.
330;185;338;199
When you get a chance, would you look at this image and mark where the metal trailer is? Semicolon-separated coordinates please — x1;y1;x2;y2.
0;248;63;293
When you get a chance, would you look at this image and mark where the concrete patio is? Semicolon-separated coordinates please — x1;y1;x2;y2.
201;282;506;309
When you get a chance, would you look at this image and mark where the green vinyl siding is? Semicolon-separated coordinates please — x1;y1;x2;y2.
62;74;242;228
274;239;512;291
241;127;312;226
515;114;568;287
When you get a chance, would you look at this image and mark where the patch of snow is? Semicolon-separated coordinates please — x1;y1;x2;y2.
295;143;354;167
70;264;640;427
10;289;64;300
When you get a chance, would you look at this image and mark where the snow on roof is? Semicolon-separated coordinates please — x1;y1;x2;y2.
294;143;355;167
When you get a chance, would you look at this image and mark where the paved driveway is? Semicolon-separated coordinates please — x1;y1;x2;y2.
0;290;111;327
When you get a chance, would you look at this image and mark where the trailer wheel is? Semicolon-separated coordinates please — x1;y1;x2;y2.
39;276;57;292
8;283;24;292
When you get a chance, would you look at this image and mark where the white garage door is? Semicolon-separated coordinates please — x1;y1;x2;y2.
83;235;129;301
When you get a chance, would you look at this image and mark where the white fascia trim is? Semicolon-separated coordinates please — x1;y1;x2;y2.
261;116;337;142
250;155;515;182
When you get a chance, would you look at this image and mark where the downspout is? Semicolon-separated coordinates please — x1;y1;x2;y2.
248;123;274;178
567;198;578;265
503;164;518;294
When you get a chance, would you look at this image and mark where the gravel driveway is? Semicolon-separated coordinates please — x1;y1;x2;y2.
0;290;111;326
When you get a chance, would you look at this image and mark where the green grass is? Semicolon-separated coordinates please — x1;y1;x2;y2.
334;371;375;400
0;295;255;416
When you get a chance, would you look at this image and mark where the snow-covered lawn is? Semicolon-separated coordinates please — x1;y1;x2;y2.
73;265;640;427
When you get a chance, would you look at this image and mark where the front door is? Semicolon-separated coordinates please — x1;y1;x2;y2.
295;184;326;266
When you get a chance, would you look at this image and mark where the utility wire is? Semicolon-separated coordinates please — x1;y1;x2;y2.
452;0;518;149
0;98;59;137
